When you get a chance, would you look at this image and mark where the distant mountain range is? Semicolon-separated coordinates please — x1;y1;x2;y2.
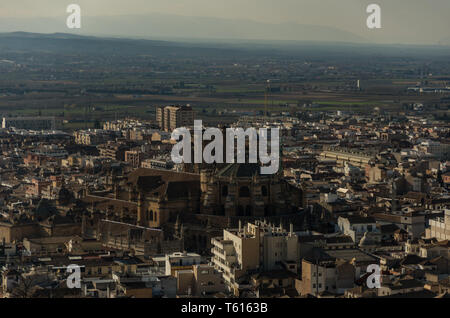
0;13;366;44
1;31;450;63
0;31;261;59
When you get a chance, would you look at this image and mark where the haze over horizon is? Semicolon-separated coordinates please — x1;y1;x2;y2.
0;0;449;45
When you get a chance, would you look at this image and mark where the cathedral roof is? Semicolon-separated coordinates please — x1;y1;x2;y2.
126;168;200;200
216;163;262;178
127;168;199;189
34;198;59;220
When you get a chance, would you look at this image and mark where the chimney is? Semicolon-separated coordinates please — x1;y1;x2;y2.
238;220;242;233
290;223;293;236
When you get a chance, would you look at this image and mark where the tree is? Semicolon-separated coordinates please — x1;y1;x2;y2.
10;275;39;298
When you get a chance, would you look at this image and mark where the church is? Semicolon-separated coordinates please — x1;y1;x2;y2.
83;162;305;253
200;163;303;217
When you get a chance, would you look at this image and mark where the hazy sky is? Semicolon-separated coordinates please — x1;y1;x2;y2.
1;0;449;44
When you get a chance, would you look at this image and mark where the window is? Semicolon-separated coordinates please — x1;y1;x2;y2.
239;186;250;198
222;186;228;197
261;186;268;197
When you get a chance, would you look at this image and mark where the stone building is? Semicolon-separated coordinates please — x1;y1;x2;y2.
82;164;305;254
200;163;304;217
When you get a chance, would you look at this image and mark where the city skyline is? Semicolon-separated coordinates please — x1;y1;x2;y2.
0;0;449;303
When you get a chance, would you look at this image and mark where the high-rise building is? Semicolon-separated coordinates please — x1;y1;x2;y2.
156;105;195;132
156;106;165;130
211;220;298;294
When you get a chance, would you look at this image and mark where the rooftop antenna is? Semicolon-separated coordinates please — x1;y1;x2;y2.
264;80;271;118
84;103;88;130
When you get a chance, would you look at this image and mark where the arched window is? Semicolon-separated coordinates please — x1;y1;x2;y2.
222;185;228;197
239;186;250;198
261;186;268;197
245;206;253;216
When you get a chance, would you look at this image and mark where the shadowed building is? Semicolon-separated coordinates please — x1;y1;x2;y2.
201;163;304;217
82;164;305;253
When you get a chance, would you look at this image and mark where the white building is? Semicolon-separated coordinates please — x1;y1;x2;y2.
426;209;450;241
2;116;57;130
164;251;201;276
337;216;378;243
211;220;298;294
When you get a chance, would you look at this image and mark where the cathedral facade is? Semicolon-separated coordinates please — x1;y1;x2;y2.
200;163;304;217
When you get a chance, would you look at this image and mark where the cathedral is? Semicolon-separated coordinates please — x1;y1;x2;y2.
83;162;305;253
200;163;303;217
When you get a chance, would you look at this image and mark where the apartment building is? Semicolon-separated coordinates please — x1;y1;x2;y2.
426;209;450;241
74;129;117;146
211;220;298;294
300;258;355;296
98;142;129;161
374;210;426;239
156;105;195;132
176;264;225;296
164;251;202;276
319;146;376;168
125;150;143;168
